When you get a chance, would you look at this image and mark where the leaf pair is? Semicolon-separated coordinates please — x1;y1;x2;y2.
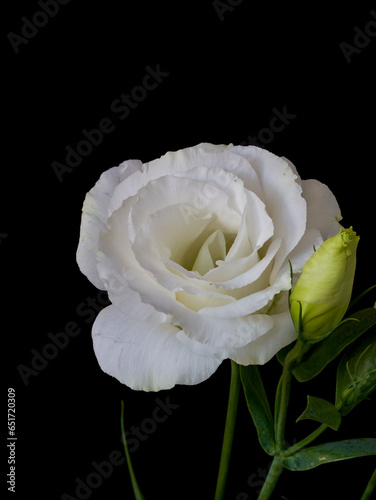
277;307;376;424
240;365;376;472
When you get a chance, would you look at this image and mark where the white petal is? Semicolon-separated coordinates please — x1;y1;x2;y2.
175;290;235;311
242;189;274;251
97;204;186;319
222;188;274;266
229;311;297;365
225;207;254;262
105;146;222;216
92;305;222;391
193;188;275;288
130;177;241;265
175;328;228;358
287;228;323;275
134;205;215;276
96;251;168;323
129;177;242;297
302;179;342;239
199;265;292;318
192;142;233;153
281;155;300;180
77;161;142;289
231;146;307;283
107;147;253;217
224;145;266;199
174;165;249;214
96;201;171;323
171;305;275;349
204;237;281;288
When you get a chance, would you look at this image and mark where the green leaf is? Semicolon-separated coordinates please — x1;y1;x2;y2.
335;329;376;415
296;395;341;431
282;438;376;471
240;365;276;456
293;307;376;382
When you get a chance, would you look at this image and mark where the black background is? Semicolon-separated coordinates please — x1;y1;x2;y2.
3;1;376;499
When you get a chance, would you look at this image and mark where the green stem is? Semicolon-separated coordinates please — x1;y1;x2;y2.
275;360;292;451
360;467;376;500
283;423;328;457
214;360;241;500
121;401;145;500
257;457;284;500
275;339;309;452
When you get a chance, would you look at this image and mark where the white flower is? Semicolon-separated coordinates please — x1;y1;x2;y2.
77;143;341;391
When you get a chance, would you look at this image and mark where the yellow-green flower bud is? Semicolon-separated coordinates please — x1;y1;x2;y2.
290;227;359;342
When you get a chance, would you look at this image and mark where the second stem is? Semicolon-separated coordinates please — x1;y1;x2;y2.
214;360;241;500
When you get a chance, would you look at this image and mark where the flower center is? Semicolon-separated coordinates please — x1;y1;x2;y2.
191;229;227;275
169;225;236;277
